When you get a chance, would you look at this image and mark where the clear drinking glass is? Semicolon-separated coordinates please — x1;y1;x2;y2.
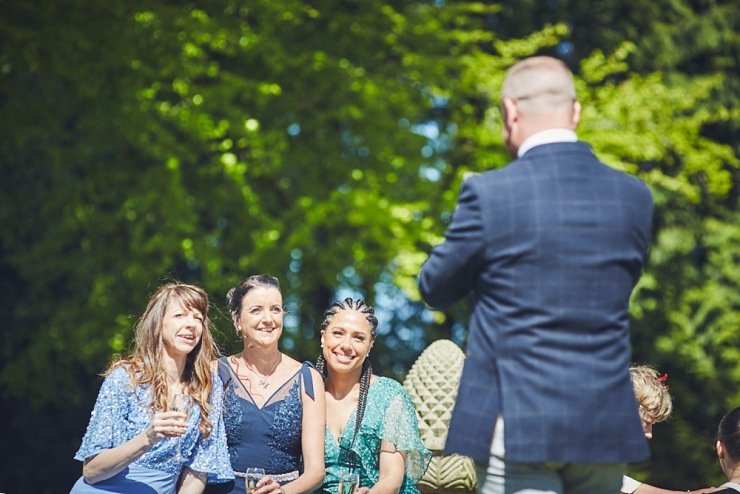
245;467;266;493
338;471;359;494
170;393;191;462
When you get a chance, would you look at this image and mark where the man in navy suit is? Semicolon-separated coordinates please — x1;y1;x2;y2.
419;56;653;493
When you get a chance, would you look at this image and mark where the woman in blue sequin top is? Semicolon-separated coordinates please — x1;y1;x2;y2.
70;282;233;494
315;298;431;494
205;275;326;494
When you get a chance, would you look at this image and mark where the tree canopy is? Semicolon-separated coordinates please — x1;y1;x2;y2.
0;0;736;490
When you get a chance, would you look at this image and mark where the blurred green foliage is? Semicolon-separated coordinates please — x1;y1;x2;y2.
0;0;736;491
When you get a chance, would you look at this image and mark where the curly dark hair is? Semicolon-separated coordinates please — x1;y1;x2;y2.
315;297;377;470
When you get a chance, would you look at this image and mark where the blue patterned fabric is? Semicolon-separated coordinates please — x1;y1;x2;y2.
214;358;314;494
69;465;175;493
70;366;233;493
319;377;431;494
419;141;653;464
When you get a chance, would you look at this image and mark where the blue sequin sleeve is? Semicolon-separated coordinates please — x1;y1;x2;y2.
187;372;234;482
74;367;139;461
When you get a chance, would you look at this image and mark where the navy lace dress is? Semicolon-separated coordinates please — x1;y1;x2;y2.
207;357;314;494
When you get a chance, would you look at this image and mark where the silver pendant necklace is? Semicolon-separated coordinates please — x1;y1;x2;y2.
243;352;281;389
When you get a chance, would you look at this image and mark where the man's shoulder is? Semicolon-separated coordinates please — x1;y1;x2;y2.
472;141;592;178
462;159;520;185
523;141;652;193
595;159;653;198
464;142;651;194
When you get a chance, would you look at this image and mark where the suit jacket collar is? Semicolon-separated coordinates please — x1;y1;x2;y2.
517;140;595;161
517;128;577;157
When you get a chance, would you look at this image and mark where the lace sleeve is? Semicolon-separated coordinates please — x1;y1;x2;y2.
74;367;133;461
381;387;432;481
188;371;235;482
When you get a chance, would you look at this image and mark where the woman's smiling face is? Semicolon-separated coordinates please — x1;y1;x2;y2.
321;309;374;375
236;286;284;347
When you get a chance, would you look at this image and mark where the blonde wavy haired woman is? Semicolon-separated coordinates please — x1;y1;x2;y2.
620;365;713;494
70;282;233;493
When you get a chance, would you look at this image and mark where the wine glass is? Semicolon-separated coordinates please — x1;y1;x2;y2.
170;393;191;462
245;467;266;494
338;471;359;494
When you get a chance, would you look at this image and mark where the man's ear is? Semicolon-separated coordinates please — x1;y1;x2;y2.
571;100;582;129
502;97;518;128
717;439;725;459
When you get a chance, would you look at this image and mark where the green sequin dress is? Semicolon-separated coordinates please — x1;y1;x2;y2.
319;377;431;494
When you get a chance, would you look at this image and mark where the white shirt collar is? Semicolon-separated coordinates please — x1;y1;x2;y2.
517;128;578;158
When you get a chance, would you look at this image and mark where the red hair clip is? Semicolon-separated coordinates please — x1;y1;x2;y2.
657;373;669;383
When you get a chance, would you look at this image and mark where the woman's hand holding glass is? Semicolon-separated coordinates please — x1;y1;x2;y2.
145;395;190;448
246;469;285;494
169;394;191;461
338;472;360;494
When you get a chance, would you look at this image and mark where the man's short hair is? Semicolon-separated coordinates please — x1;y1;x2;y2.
501;56;577;112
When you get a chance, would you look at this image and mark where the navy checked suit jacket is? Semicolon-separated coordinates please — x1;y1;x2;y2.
419;142;652;464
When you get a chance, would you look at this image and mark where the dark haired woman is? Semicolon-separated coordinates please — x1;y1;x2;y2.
715;407;740;493
315;298;430;494
206;275;326;494
70;282;233;493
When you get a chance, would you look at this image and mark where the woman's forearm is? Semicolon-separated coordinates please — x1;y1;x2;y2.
634;484;720;494
367;446;405;494
281;467;325;494
367;478;403;494
82;428;156;483
285;369;326;494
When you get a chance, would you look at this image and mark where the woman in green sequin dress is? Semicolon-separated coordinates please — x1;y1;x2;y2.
315;298;431;494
